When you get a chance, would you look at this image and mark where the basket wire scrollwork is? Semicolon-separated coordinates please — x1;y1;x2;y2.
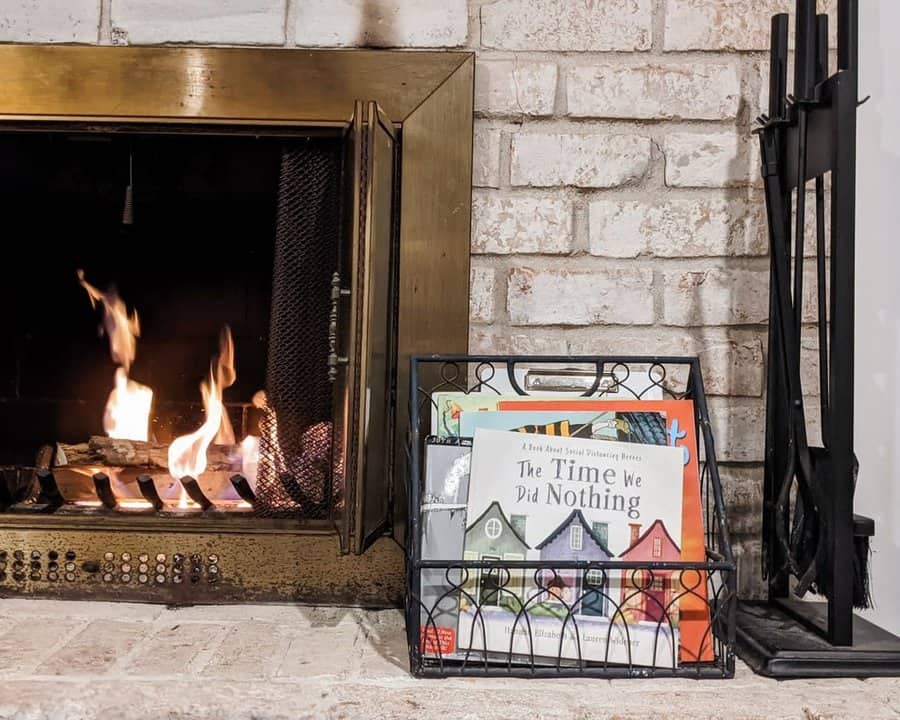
406;355;736;679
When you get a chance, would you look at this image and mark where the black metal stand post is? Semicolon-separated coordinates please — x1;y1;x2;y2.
735;0;900;678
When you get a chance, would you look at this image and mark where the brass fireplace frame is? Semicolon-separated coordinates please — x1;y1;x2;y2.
0;45;473;606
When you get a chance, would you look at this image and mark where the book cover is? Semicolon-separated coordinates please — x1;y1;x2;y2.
459;428;684;668
459;410;667;445
419;436;472;659
430;370;662;438
497;398;712;663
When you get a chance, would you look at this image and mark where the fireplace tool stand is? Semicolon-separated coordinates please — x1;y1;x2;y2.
734;0;900;678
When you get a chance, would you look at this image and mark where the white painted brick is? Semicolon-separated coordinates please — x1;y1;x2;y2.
589;197;764;259
707;397;766;462
695;330;765;397
565;327;764;396
469;328;569;356
295;0;467;47
481;0;652;51
567;62;741;120
801;265;823;324
734;537;766;599
752;193;832;258
556;327;680;359
472;193;572;255
111;0;285;45
757;59;776;117
473;125;502;189
799;328;824;399
470;266;497;324
761;325;826;406
662;267;769;326
507;267;654;326
664;0;837;52
511;133;651;189
664;132;758;188
475;60;558;117
719;466;764;536
0;0;98;43
588;201;645;258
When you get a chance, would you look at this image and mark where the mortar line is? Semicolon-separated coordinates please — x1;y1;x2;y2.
283;0;297;47
97;0;112;45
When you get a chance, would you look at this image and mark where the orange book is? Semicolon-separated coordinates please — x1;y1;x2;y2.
497;398;713;664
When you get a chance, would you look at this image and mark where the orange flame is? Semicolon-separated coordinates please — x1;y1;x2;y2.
167;326;236;481
214;328;236;446
78;271;153;441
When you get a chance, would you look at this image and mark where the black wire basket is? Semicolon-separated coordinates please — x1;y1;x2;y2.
405;355;736;679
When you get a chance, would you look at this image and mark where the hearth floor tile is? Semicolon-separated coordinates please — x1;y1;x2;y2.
0;617;85;674
123;622;230;676
0;600;897;720
36;620;149;676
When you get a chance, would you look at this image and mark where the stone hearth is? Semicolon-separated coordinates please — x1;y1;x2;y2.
0;600;897;719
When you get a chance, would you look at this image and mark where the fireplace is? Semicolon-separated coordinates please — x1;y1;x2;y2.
0;45;473;605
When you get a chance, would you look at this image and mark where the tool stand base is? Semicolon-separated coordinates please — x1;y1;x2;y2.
736;600;900;678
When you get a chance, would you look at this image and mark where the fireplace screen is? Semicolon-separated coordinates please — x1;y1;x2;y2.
0;114;393;537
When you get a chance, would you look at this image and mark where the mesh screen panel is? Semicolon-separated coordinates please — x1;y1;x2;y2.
257;141;342;518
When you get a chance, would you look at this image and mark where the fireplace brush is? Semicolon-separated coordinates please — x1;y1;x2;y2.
756;0;873;642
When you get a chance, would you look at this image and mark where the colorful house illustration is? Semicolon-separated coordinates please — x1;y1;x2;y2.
463;501;530;609
618;520;681;624
535;509;613;616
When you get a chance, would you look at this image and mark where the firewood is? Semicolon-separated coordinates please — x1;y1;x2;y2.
54;436;238;472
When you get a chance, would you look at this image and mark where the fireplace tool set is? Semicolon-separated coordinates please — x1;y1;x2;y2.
734;0;900;677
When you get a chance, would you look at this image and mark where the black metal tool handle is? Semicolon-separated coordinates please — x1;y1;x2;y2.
814;13;831;447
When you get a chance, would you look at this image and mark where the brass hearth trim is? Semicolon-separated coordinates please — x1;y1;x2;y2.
0;45;470;124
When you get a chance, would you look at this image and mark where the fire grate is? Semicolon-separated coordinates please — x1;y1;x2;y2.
0;136;348;522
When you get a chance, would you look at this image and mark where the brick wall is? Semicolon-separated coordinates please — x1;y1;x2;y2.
0;0;832;598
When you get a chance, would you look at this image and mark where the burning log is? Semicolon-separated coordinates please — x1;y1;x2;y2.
54;436;238;472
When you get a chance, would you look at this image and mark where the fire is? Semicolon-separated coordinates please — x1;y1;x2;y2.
105;368;154;442
167;326;236;482
78;271;153;441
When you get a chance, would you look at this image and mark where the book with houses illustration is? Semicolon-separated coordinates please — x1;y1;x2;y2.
497;398;711;663
457;428;684;668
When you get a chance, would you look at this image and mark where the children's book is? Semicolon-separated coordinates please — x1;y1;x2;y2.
497;398;712;663
430;370;662;438
458;410;667;445
458;428;684;668
419;436;472;659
